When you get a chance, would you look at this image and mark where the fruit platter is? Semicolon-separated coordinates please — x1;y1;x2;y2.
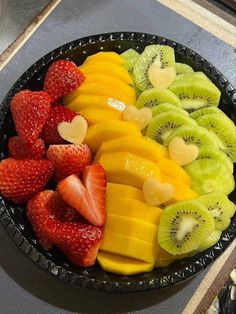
0;32;235;293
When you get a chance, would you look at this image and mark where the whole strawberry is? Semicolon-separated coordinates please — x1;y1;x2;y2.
27;190;66;250
41;105;76;144
46;144;92;181
43;60;85;102
0;158;53;204
10;90;51;143
8;136;45;160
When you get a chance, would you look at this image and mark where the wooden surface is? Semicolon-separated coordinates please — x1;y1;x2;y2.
158;0;236;47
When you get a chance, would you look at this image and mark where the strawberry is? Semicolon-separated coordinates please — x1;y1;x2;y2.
0;158;53;204
41;105;76;144
46;144;92;181
57;164;107;226
43;60;85;102
49;221;103;267
10;90;51;143
63;207;83;222
27;190;66;250
8;136;45;160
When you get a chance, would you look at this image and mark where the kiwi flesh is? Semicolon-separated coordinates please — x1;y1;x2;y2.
198;146;233;173
196;192;236;231
136;88;181;109
175;62;194;75
121;49;140;73
184;159;235;196
133;45;175;91
152;103;189;117
158;200;215;255
196;113;236;162
164;125;218;150
198;230;221;252
190;107;223;119
146;112;196;143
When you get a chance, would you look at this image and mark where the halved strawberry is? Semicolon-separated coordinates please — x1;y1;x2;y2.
0;158;54;204
43;60;85;102
46;144;92;181
41;105;76;144
10;90;51;143
8;136;45;160
57;164;106;226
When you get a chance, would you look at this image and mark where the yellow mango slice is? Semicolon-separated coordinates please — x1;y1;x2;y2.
157;158;191;187
162;175;198;204
84;120;142;153
106;196;162;224
97;152;162;188
95;135;166;162
80;61;133;84
79;106;122;125
84;52;125;65
100;231;156;263
106;214;158;242
97;252;154;275
106;182;145;202
155;246;179;267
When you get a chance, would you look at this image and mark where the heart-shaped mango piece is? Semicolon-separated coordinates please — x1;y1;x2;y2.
168;137;199;166
122;105;152;130
143;177;174;206
57;115;88;145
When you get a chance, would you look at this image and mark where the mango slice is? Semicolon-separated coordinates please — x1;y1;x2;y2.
106;182;145;202
84;52;125;65
100;231;156;263
79;106;122;125
106;214;158;242
95;135;166;162
106;196;162;224
97;152;162;188
84;120;142;153
97;252;154;275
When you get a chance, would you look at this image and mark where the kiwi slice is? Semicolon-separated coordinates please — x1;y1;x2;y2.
136;88;181;109
196;192;236;231
146;112;196;143
198;146;234;173
196;113;236;162
158;200;215;255
184;159;235;196
164;125;218;150
133;45;175;91
152;103;189;117
198;230;221;252
169;73;221;110
190;107;223;119
175;62;194;75
121;49;140;73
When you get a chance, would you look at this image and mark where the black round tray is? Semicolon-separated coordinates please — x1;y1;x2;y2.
0;32;236;293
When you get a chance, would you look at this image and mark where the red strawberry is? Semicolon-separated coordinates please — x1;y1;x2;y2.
41;105;76;144
43;60;85;102
46;144;92;181
10;90;51;143
27;190;66;250
57;164;106;226
49;221;103;267
0;158;53;204
63;207;83;222
8;136;45;160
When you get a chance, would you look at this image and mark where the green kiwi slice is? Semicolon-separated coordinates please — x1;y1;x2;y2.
175;62;194;75
164;125;218;149
198;146;234;173
184;159;235;196
146;112;196;143
198;230;221;252
158;200;215;255
196;192;236;231
196;113;236;162
136;88;181;109
133;45;175;91
152;103;189;117
121;49;140;73
190;107;223;119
